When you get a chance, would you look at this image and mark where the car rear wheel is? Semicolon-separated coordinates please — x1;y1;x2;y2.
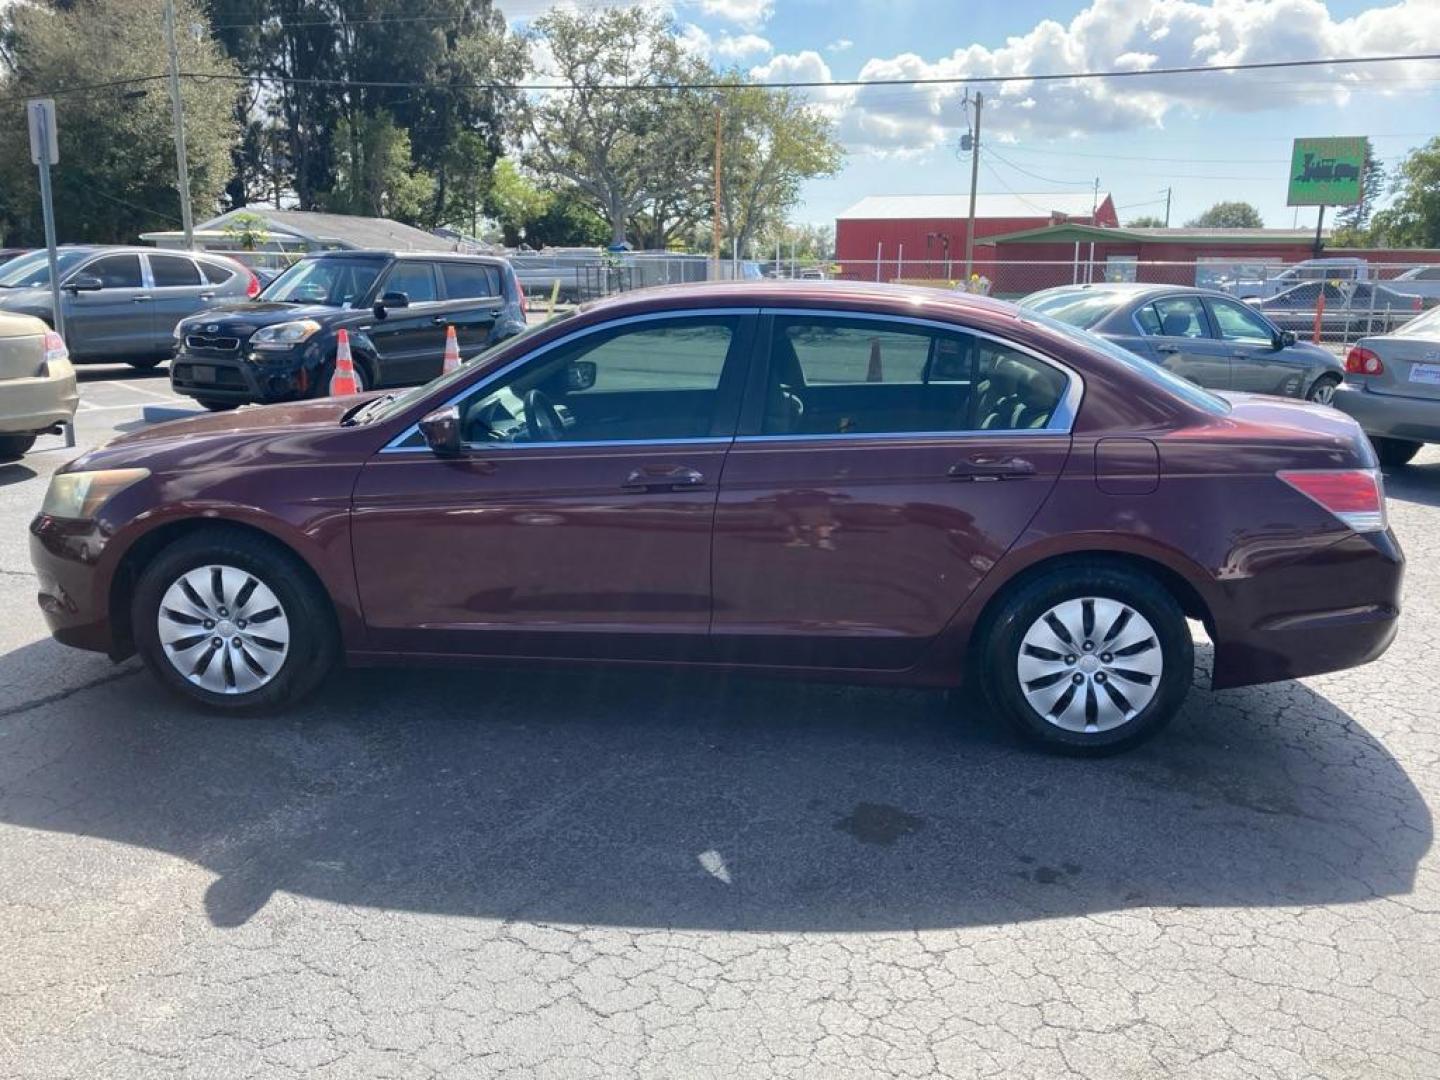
0;434;37;462
127;356;163;371
133;527;337;711
1305;374;1341;405
197;399;238;412
1371;436;1422;468
980;562;1193;754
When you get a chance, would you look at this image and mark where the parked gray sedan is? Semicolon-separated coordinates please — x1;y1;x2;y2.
1331;306;1440;466
0;246;257;369
1020;284;1344;402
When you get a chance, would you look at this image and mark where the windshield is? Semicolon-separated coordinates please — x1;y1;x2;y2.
259;257;382;307
1022;309;1231;416
1020;289;1129;330
0;249;90;288
361;311;578;425
1393;306;1440;338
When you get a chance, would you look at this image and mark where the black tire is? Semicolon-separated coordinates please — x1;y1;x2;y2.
132;526;338;712
0;433;37;462
198;399;238;412
1305;374;1341;405
127;356;164;371
1372;436;1422;468
978;561;1193;755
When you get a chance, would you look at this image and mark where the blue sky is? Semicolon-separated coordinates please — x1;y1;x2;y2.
516;0;1440;232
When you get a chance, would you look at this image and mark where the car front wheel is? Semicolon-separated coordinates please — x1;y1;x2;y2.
1305;374;1341;405
980;562;1193;754
133;527;337;711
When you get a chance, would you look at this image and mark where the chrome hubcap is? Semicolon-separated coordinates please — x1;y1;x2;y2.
1017;597;1162;733
157;565;290;695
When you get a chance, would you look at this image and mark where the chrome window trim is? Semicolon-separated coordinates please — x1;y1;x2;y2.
381;307;762;452
756;306;1084;435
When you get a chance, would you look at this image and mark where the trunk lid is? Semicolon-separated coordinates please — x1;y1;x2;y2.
1217;391;1375;468
1348;332;1440;401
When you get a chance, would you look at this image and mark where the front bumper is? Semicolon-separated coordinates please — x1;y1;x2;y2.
1210;529;1403;689
170;348;313;405
29;515;116;655
0;358;78;435
1330;383;1440;444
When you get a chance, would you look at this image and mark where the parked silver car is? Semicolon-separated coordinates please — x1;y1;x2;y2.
1020;284;1344;402
0;246;257;369
1331;306;1440;465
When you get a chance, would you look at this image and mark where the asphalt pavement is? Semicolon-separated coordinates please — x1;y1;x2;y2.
0;364;1438;1079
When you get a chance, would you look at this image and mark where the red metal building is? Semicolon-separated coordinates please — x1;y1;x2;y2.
835;193;1118;281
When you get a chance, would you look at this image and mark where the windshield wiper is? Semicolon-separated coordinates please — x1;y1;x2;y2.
341;393;395;426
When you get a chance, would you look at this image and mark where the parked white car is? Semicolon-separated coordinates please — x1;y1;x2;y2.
1224;257;1370;300
1386;265;1440;306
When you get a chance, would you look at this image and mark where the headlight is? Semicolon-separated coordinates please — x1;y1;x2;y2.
173;322;184;341
41;469;150;520
251;319;322;350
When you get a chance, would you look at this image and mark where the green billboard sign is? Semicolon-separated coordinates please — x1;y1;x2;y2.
1287;137;1366;206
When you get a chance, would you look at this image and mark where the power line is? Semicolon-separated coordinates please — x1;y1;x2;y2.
174;51;1440;94
983;145;1092;187
0;73;169;105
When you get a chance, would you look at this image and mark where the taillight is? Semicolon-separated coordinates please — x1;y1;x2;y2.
1278;468;1386;533
1345;346;1384;375
246;271;261;299
41;329;68;374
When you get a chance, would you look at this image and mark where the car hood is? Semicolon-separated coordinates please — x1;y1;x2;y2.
0;287;51;311
64;394;386;474
178;301;348;329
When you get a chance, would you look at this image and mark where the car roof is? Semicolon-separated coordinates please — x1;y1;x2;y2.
306;249;509;264
571;279;1023;323
1026;283;1220;303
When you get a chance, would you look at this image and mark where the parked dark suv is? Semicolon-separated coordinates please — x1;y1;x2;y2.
169;251;527;410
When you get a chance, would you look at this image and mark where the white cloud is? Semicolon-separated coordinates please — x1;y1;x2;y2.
827;39;854;54
759;0;1440;154
698;0;773;29
714;32;773;59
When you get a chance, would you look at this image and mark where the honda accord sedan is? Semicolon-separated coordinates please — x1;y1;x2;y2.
30;282;1402;753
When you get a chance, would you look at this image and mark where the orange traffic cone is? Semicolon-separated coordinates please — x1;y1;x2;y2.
329;329;360;396
442;324;461;374
866;337;883;382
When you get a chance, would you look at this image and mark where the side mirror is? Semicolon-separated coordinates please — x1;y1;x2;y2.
566;360;597;392
418;405;463;455
64;273;103;294
1276;330;1297;350
372;291;410;320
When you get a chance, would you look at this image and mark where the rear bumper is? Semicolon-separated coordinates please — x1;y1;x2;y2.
1211;529;1403;689
1330;384;1440;444
0;361;78;435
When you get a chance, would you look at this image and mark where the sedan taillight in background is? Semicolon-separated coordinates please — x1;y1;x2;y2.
246;271;262;299
41;329;68;375
1346;346;1384;375
1278;469;1386;533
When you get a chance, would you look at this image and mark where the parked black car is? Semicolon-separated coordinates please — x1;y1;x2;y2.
1253;281;1424;338
169;250;527;410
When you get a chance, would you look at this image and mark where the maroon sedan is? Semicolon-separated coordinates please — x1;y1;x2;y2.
30;282;1401;752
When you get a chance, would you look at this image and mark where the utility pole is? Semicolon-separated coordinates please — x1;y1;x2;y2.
163;0;195;250
1163;186;1172;227
712;97;723;265
963;91;982;280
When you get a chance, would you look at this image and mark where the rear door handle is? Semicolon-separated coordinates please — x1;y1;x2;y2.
623;466;705;491
132;295;152;303
1155;343;1180;353
199;292;215;301
432;315;449;325
948;456;1035;481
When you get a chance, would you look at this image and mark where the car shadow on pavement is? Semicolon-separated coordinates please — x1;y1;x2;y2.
74;363;169;383
0;641;1428;932
0;462;38;488
1382;462;1440;508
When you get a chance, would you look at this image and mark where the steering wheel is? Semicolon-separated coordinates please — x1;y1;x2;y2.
523;389;564;442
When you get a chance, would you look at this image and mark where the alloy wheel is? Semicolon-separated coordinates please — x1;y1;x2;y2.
1307;378;1338;405
156;564;291;695
1016;597;1163;734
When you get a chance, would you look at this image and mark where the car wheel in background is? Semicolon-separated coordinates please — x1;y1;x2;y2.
1305;374;1341;405
133;526;338;711
0;434;37;462
979;561;1193;755
1371;436;1422;468
127;357;164;371
197;400;238;412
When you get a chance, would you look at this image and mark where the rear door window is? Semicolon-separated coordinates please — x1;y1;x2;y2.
382;262;439;304
439;262;502;300
1152;296;1210;338
150;254;202;287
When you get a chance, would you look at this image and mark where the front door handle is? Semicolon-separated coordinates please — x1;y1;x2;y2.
948;456;1035;482
432;315;449;325
199;292;215;301
132;295;152;303
623;466;705;491
1155;343;1180;353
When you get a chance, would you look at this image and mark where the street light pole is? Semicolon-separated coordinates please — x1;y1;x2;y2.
964;91;982;280
163;0;195;250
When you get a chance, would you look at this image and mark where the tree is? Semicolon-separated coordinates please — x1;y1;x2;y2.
0;0;238;244
1367;138;1440;249
713;81;843;257
523;8;714;247
1185;201;1264;229
486;159;607;248
1334;138;1386;234
322;113;434;224
1126;215;1166;228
